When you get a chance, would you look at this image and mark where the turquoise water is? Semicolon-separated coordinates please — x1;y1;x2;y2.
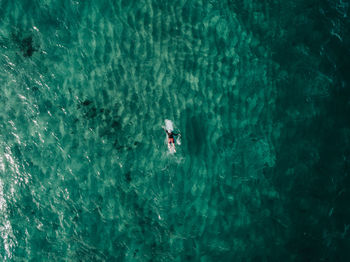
0;0;349;261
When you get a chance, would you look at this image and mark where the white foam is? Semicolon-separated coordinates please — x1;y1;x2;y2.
164;119;174;132
176;136;181;145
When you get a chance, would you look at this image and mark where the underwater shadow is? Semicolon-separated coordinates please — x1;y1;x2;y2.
185;113;207;156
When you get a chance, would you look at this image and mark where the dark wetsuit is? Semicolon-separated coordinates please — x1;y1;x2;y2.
165;130;178;144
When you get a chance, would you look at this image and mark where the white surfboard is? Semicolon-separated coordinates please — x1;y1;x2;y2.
165;119;174;132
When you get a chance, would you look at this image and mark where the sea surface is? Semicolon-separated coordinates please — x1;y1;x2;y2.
0;0;349;261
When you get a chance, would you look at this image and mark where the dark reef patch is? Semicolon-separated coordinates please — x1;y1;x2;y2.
11;30;40;58
76;99;141;151
21;36;36;57
125;171;132;183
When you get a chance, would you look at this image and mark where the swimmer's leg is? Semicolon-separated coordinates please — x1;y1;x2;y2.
168;142;176;152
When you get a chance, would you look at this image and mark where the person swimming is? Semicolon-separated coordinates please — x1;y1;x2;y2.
163;127;180;152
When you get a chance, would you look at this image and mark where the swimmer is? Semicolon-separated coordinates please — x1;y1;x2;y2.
163;127;180;152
